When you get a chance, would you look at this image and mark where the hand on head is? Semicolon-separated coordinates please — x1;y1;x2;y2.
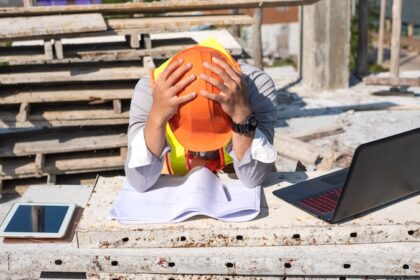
150;58;197;126
199;56;252;124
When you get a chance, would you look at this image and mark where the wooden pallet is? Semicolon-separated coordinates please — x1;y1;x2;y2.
0;100;130;128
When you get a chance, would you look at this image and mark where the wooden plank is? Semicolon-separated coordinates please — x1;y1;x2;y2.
364;76;420;87
0;44;189;65
0;14;254;42
0;151;125;179
0;85;134;105
0;64;148;85
0;105;129;128
274;135;334;169
76;174;420;249
390;0;402;78
106;15;254;34
287;124;344;141
0;1;319;17
0;14;107;40
0;126;127;157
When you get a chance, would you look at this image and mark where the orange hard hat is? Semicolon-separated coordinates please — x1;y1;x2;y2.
168;46;241;152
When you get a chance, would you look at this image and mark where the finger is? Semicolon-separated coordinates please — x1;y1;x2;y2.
200;90;225;103
166;62;193;87
199;73;229;93
177;92;197;104
170;74;196;95
203;60;235;87
212;56;242;84
159;58;184;81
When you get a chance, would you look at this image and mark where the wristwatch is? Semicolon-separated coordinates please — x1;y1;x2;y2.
231;113;258;134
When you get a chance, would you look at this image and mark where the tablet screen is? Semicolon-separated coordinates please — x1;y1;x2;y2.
4;205;70;233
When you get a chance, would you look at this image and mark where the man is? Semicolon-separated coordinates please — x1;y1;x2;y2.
125;39;277;192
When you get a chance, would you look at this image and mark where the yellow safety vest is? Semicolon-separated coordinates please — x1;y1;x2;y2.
151;38;234;175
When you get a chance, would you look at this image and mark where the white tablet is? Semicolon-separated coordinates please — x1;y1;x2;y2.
0;202;76;238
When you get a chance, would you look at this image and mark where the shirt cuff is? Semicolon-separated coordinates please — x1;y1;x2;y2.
229;128;277;167
128;128;170;169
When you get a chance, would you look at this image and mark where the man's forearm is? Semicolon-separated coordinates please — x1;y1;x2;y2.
144;114;167;158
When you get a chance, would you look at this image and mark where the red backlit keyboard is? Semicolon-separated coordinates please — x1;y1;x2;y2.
298;188;343;214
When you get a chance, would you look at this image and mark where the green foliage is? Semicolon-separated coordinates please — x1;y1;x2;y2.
266;56;297;69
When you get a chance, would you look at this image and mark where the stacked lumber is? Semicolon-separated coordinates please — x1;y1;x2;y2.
0;3;254;193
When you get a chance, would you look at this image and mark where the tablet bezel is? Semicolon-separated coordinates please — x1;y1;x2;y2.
0;202;76;238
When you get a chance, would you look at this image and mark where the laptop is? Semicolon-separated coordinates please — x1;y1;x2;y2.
273;128;420;223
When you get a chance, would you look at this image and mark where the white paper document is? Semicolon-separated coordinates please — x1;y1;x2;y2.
109;167;261;223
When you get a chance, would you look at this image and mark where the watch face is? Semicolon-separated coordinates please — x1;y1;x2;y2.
248;115;258;128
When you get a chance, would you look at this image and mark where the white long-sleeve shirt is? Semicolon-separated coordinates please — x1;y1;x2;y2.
125;63;278;192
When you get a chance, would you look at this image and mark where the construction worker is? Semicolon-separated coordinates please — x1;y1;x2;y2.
125;38;277;192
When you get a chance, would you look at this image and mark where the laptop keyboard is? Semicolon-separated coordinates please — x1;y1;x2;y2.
321;172;347;186
298;187;343;214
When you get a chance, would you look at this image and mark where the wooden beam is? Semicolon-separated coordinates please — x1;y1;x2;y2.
356;0;369;77
252;8;263;70
274;135;335;169
0;44;192;66
47;174;56;185
16;102;30;122
0;106;129;128
106;15;254;34
0;152;125;179
34;153;45;174
0;64;148;85
120;147;128;160
364;76;420;87
54;39;64;59
0;1;320;17
128;33;139;49
141;33;152;49
44;39;53;60
113;99;122;114
390;0;402;78
0;126;127;157
377;0;386;65
0;86;134;105
287;124;344;142
0;13;107;40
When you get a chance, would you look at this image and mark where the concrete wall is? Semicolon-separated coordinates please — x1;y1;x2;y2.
302;0;351;91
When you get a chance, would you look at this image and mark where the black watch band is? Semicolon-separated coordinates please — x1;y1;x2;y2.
231;113;258;134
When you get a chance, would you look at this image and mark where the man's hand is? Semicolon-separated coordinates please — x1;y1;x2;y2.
150;58;197;126
145;58;196;158
199;57;252;124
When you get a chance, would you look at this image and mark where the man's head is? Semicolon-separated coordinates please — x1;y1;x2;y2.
165;46;241;152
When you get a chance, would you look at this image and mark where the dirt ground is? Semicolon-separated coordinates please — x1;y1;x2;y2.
266;66;420;172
